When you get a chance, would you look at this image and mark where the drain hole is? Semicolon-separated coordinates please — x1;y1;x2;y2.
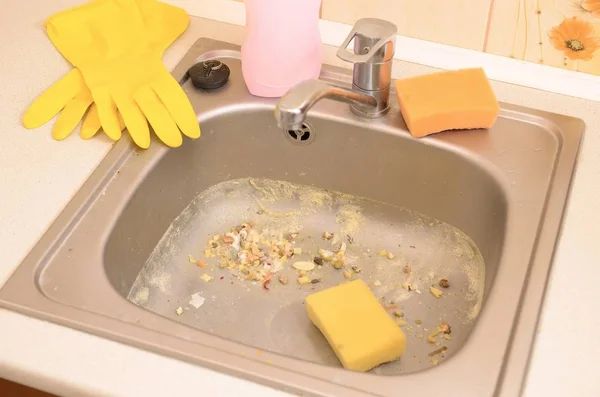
285;123;314;144
287;129;311;141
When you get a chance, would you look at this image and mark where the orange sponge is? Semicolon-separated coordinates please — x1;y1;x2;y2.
394;68;500;138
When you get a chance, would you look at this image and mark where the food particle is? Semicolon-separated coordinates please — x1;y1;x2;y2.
298;276;312;285
247;272;258;281
221;235;234;244
188;254;197;263
293;261;315;271
430;286;443;298
351;266;362;273
383;304;398;311
332;259;344;269
278;275;289;285
379;249;388;257
428;346;448;357
323;232;334;240
196;260;207;268
347;235;355;244
175;307;184;315
407;283;419;291
313;256;324;266
395;318;407;326
431;357;439;366
443;334;451;340
427;326;443;343
373;280;382;287
200;273;214;283
332;242;347;253
189;293;205;308
439;321;451;334
311;278;321;284
393;311;404;318
439;279;450;288
263;279;272;291
293;247;302;255
343;269;353;279
386;252;394;260
304;279;406;372
415;319;422;325
204;248;214;257
318;249;335;262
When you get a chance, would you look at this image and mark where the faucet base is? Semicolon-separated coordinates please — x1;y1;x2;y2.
349;85;391;118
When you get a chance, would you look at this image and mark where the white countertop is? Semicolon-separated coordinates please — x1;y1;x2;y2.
1;1;599;396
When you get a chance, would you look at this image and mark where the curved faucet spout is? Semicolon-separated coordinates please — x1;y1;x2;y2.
274;80;377;130
274;18;397;130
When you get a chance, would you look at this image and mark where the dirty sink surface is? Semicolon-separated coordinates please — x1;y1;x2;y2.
129;177;484;373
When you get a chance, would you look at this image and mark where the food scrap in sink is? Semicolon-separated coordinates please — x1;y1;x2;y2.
195;220;360;288
201;222;299;283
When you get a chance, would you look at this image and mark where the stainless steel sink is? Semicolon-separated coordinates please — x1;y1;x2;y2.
0;38;583;397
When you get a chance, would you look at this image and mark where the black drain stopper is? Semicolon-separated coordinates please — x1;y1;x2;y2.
187;60;230;90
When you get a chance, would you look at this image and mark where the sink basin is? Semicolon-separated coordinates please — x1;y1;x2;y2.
0;38;583;397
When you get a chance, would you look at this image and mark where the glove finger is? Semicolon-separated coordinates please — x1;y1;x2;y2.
134;85;183;148
113;90;150;149
80;104;101;139
52;88;93;140
92;88;122;141
80;104;125;140
152;74;200;140
23;69;83;129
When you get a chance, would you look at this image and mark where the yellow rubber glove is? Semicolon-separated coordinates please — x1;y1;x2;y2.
23;66;124;141
23;0;199;148
23;0;181;144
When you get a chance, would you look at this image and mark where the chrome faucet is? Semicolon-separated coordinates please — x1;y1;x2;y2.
275;18;397;130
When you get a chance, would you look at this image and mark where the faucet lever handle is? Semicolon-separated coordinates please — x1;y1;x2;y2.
336;18;397;64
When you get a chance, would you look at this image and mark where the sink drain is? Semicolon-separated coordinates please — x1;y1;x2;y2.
284;122;314;145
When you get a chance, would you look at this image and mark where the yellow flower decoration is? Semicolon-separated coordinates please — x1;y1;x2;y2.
548;16;600;60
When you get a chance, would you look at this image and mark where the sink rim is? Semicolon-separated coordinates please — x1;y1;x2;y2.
0;37;584;397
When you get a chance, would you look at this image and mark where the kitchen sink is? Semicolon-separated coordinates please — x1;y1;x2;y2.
0;38;583;397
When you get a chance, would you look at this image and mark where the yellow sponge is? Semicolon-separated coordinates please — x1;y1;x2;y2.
305;279;406;372
394;67;500;138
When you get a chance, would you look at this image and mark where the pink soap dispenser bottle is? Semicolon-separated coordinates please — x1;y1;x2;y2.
241;0;323;97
